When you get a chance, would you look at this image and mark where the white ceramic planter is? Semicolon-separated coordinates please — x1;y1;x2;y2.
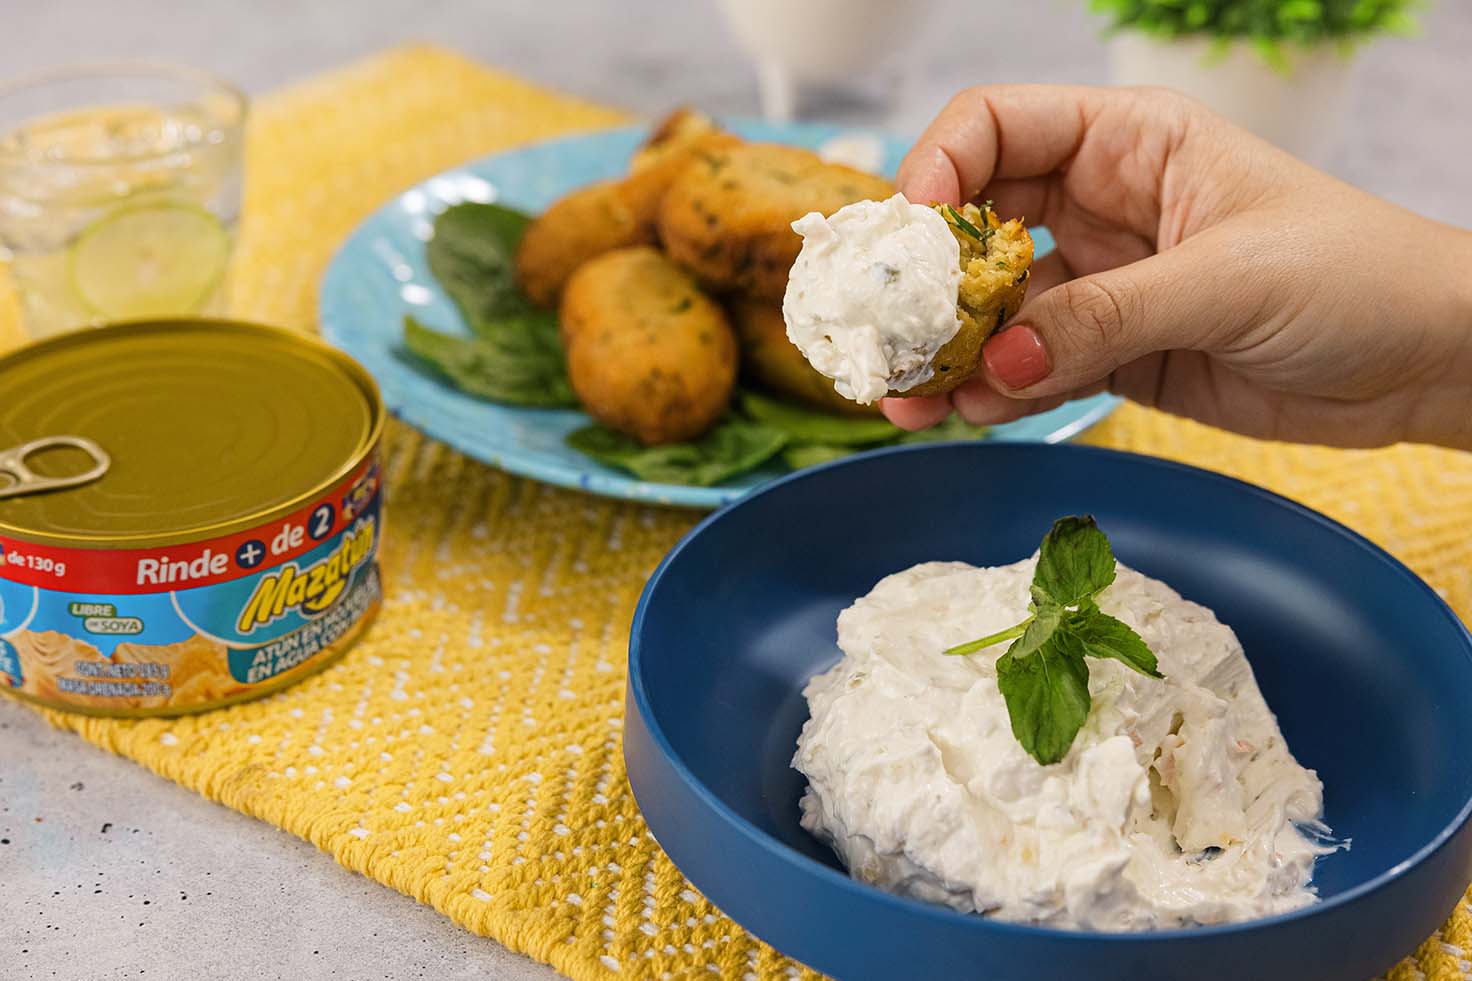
1108;33;1356;165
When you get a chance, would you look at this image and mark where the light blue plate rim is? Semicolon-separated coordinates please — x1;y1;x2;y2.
319;119;1121;509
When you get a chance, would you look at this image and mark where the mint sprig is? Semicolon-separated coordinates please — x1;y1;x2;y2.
944;516;1163;765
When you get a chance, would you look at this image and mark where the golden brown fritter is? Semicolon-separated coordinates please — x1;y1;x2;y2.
516;109;739;309
657;143;894;302
628;107;737;175
514;180;655;309
728;296;881;416
521;108;747;307
895;202;1034;398
560;246;738;445
621;108;741;221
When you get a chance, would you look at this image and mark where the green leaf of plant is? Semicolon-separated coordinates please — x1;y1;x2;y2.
996;631;1092;766
739;390;900;446
781;443;856;470
895;414;991;444
427;202;537;328
402;315;576;408
944;514;1165;765
1032;515;1116;607
1064;610;1164;679
1084;0;1418;48
566;419;787;487
1010;604;1063;659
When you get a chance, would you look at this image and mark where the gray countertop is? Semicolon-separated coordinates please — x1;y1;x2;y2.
4;2;1470;979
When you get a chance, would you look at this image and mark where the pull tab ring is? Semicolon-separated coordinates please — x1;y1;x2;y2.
0;436;111;500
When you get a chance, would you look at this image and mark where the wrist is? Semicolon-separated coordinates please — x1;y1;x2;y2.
1414;226;1472;450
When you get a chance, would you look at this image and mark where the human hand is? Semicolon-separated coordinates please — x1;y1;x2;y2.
883;85;1472;450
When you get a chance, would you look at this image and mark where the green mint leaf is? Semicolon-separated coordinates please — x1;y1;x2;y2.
427;203;538;327
942;204;984;240
739;390;901;446
402;315;576;408
996;631;1091;765
1064;610;1163;679
566;419;787;487
942;515;1165;766
1010;604;1062;659
1033;515;1116;607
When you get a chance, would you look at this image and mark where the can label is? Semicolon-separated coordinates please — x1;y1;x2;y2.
0;455;382;713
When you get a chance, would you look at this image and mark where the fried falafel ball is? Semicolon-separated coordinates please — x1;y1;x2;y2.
515;108;738;309
657;143;894;302
628;107;739;175
560;246;738;445
515;180;656;309
620;108;741;220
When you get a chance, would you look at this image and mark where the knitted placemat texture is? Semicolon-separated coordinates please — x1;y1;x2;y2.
1;44;1468;981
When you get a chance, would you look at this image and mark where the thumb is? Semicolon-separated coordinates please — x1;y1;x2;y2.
981;229;1263;399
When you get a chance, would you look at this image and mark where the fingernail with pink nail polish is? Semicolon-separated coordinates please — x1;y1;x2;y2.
983;325;1050;390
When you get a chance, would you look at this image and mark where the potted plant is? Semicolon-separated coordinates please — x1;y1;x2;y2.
1094;0;1421;164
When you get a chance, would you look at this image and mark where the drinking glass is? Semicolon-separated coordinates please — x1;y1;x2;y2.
0;64;246;339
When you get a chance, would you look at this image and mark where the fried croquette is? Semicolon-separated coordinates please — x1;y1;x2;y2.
560;246;738;445
516;109;738;309
619;123;741;226
898;202;1033;398
515;180;656;309
658;143;894;302
728;297;882;416
628;107;737;175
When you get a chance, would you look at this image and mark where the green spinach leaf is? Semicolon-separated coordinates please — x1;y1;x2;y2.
781;443;857;470
403;315;576;408
566;419;788;486
739;390;900;445
896;414;992;444
427;202;536;330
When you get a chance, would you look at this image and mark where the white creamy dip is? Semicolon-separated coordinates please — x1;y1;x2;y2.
793;559;1335;931
783;193;961;404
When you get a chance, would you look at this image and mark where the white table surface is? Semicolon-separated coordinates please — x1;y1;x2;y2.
4;2;1470;978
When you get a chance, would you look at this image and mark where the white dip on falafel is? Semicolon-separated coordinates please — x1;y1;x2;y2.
783;193;962;404
793;558;1334;931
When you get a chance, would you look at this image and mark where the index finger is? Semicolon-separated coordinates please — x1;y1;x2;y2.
897;85;1105;206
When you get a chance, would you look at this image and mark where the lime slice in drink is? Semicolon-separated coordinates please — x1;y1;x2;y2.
68;203;229;320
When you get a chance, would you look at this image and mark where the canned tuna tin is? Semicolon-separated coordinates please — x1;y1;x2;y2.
0;320;385;716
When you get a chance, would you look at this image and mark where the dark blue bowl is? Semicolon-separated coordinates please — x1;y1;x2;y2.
625;442;1472;981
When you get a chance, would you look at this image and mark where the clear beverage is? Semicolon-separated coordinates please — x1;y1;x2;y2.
0;65;246;339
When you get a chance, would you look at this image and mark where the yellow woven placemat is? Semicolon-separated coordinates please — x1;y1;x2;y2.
2;44;1470;981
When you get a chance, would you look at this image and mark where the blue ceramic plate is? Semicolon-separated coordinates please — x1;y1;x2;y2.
319;121;1119;509
625;442;1472;981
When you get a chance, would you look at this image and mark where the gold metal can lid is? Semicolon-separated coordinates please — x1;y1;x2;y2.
0;319;383;547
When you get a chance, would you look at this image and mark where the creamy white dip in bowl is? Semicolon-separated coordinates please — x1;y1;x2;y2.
625;442;1472;981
